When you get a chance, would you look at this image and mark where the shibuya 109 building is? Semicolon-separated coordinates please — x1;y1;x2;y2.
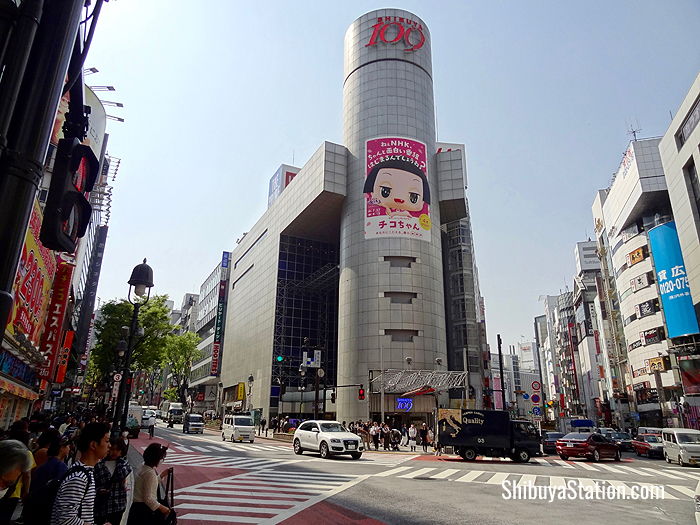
219;9;490;425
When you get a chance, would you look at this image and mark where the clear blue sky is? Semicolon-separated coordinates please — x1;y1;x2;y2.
86;1;700;350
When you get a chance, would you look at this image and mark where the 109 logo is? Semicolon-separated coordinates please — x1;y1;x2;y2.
365;20;425;52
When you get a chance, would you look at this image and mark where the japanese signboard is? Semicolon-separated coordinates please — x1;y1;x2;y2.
54;330;75;384
38;261;75;381
365;16;426;52
630;272;650;292
364;137;431;241
640;327;664;346
210;251;231;377
648;221;700;338
235;382;246;401
678;355;700;395
635;299;657;319
6;199;57;350
645;356;669;373
627;247;644;267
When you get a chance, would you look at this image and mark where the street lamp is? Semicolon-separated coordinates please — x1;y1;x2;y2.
247;374;254;412
112;259;154;437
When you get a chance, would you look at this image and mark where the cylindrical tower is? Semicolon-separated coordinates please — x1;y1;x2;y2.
337;9;447;422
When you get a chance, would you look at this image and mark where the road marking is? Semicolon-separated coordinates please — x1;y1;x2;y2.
576;477;598;488
638;467;684;479
532;458;550;466
454;470;486;483
175;445;194;453
430;469;460;479
668;470;700;481
176;513;263;523
191;446;211;452
373;466;412;477
571;461;598;471
548;476;567;488
615;465;652;476
485;472;509;485
552;460;575;469
398;468;435;479
480;456;493;461
669;485;696;498
517;474;537;486
597;464;626;474
207;445;231;452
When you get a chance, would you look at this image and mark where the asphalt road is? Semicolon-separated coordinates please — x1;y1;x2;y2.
129;422;696;525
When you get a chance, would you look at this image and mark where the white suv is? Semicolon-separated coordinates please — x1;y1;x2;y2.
293;420;364;459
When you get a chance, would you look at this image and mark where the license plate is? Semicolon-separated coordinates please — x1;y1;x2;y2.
348;444;356;450
567;444;575;447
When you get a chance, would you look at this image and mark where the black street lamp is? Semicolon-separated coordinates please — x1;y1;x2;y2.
112;259;154;437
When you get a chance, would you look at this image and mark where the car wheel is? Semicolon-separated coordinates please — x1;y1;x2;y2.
250;440;254;443
592;450;600;462
460;448;477;461
320;442;330;459
665;453;671;463
294;439;303;455
230;434;235;443
679;456;687;467
635;449;640;456
351;452;362;460
559;454;568;461
222;432;226;441
614;450;621;462
515;449;531;463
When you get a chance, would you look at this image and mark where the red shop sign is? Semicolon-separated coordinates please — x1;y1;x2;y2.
38;262;75;381
366;17;425;52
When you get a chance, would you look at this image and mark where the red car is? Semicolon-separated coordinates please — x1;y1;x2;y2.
631;433;664;458
556;432;621;462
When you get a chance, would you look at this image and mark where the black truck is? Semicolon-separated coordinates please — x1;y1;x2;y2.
436;409;540;462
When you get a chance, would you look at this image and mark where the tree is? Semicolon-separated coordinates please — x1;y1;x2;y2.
163;332;202;404
91;295;173;384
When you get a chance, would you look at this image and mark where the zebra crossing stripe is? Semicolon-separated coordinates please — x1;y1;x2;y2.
615;465;651;476
175;513;261;523
571;461;598;471
485;473;509;485
638;467;684;479
174;446;194;453
454;470;486;483
517;474;537;486
669;485;696;498
668;470;700;481
374;466;412;477
552;460;575;469
207;445;230;452
398;468;435;479
532;458;550;466
597;464;626;474
191;446;213;452
430;469;460;479
548;476;567;488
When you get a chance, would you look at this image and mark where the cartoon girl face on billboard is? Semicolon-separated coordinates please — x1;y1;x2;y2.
363;159;431;218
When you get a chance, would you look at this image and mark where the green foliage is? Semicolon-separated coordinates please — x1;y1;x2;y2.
91;295;173;381
162;388;178;401
163;331;202;402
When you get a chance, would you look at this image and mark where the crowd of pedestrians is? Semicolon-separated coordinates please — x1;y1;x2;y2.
0;412;176;525
344;420;437;453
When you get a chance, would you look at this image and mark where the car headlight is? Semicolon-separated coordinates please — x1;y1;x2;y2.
330;438;341;443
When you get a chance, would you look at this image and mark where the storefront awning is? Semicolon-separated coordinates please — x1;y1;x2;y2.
371;369;468;394
0;376;39;401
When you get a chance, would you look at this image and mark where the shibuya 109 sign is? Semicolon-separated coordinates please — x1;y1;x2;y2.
366;16;425;52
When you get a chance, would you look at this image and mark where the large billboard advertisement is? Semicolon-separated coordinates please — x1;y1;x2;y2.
648;221;700;338
210;251;231;377
5;200;58;350
38;261;74;381
364;137;431;241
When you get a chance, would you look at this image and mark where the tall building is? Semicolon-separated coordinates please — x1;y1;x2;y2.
594;138;681;428
219;10;487;424
658;72;700;427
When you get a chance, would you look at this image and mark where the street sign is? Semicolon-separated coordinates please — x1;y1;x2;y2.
302;350;322;368
522;393;530;400
531;381;541;391
533;415;542;421
532;406;542;416
111;382;120;398
531;394;541;404
113;372;122;382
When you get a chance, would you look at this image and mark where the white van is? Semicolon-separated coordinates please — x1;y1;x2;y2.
222;414;255;443
661;428;700;466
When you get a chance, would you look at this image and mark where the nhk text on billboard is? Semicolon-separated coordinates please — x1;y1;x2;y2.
364;137;431;241
648;221;700;338
6;199;57;350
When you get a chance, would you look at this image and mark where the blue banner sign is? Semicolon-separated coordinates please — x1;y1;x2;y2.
396;398;413;411
648;221;700;338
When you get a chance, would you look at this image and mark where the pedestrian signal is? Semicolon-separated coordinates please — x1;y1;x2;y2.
358;386;365;400
331;391;336;403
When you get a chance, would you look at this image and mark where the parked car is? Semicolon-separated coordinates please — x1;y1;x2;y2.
183;413;205;434
607;432;633;451
556;432;621;462
662;428;700;466
293;420;364;459
222;414;255;442
632;433;664;458
638;426;662;436
594;427;615;436
542;432;565;454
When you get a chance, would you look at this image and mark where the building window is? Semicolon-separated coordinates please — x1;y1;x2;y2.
383;256;416;267
385;329;419;342
384;291;417;304
685;158;700;219
676;96;700;148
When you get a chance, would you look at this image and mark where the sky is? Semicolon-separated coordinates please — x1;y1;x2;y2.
86;1;700;351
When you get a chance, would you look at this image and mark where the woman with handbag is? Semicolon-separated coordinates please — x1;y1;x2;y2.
127;443;174;524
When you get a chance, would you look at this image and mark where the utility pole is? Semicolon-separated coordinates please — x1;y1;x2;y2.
497;334;506;411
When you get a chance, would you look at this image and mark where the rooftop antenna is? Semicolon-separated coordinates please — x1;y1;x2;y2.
628;123;642;142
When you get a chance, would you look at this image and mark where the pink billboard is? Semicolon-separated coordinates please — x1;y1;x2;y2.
364;137;431;241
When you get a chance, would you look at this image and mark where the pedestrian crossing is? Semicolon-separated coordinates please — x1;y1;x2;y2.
174;469;365;524
139;442;291;454
370;466;698;500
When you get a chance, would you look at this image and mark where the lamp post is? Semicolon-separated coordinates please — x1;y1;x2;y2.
247;374;254;412
112;259;154;437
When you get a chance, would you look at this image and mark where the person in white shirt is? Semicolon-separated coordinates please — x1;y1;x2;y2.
127;443;173;524
147;415;156;439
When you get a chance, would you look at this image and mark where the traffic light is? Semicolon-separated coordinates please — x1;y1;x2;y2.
40;137;99;253
358;386;365;400
331;390;336;403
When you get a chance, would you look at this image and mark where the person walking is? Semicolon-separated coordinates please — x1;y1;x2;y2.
23;436;71;523
0;440;33;524
381;424;391;451
419;423;429;453
148;413;156;440
260;417;267;437
408;424;417;452
94;438;132;525
128;443;174;524
50;422;111;525
370;423;380;451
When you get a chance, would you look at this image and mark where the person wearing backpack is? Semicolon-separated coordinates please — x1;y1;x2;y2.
23;435;71;523
50;422;110;525
94;438;132;525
